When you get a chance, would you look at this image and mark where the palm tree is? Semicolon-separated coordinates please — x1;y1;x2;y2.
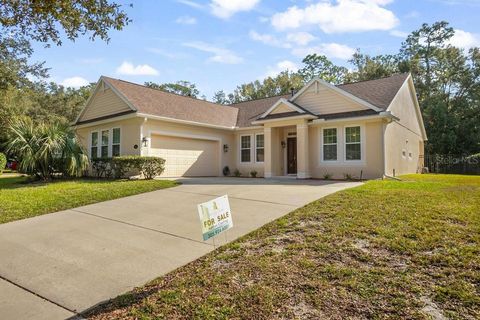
5;117;88;180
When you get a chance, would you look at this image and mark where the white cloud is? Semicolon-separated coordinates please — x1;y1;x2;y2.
292;43;355;60
449;29;480;49
183;41;243;64
116;61;159;76
286;32;316;46
176;15;197;25
210;0;260;19
271;0;398;33
390;30;408;38
249;30;291;48
176;0;203;9
61;76;90;88
264;60;299;78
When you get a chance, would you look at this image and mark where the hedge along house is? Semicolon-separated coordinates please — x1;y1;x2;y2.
74;73;427;179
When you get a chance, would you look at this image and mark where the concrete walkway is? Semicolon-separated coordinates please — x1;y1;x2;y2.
0;177;362;319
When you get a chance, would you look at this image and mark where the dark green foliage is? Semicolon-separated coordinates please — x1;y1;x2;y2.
91;156;165;180
222;166;230;176
145;81;200;98
0;152;6;173
250;170;257;178
233;169;241;177
4;117;89;180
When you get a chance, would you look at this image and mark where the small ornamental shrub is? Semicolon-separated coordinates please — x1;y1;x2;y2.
250;170;258;178
233;169;241;177
223;166;230;176
92;156;165;179
0;153;6;174
343;173;355;180
322;173;332;180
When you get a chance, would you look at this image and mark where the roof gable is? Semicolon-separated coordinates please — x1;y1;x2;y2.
100;77;239;128
76;79;135;124
291;78;382;115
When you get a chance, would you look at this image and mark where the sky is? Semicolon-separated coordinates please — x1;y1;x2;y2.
30;0;480;99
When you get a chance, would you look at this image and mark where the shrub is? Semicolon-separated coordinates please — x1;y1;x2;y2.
5;117;88;180
250;170;257;178
0;153;6;174
223;166;230;176
233;169;241;177
322;173;332;180
343;173;355;180
92;156;165;180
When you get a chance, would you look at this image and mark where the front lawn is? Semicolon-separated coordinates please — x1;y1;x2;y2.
85;174;479;319
0;175;177;224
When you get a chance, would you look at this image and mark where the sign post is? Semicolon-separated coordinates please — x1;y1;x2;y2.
197;195;233;245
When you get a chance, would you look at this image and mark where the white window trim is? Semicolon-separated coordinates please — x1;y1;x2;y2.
89;126;122;159
321;127;339;163
111;127;121;157
89;131;99;159
344;125;365;164
239;134;253;163
255;133;264;163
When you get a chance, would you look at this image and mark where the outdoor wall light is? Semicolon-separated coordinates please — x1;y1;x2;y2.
281;140;286;149
223;144;229;153
141;136;148;147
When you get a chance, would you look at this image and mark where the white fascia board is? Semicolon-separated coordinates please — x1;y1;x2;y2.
291;78;383;112
310;113;393;125
252;114;317;125
259;98;306;118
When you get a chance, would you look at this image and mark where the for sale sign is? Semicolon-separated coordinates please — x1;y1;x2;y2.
198;195;233;241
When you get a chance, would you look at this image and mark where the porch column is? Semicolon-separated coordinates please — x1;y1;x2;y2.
264;126;272;178
296;121;310;179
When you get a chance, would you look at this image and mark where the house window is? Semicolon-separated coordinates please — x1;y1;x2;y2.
112;128;121;157
240;135;251;162
323;128;337;161
101;130;109;158
91;132;98;159
256;134;264;162
345;126;361;161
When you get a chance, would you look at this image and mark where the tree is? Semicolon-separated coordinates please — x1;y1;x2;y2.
298;54;349;84
229;71;305;103
145;81;200;98
212;90;229;104
347;51;401;82
5;117;89;180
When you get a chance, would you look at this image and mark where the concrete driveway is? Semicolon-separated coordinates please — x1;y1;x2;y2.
0;177;362;319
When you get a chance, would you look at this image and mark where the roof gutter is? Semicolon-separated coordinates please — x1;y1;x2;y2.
251;114;317;125
309;111;398;125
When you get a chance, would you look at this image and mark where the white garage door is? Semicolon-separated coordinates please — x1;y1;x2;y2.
150;135;219;177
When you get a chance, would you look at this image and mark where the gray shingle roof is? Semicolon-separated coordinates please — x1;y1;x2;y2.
86;73;409;128
337;73;409;110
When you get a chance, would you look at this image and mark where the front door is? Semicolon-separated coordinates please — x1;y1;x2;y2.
287;137;297;174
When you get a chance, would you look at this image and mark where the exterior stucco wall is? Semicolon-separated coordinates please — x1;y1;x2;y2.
233;128;266;177
309;120;384;179
384;80;425;176
76;117;143;158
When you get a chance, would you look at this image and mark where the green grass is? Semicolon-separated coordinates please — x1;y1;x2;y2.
0;175;177;224
84;174;480;320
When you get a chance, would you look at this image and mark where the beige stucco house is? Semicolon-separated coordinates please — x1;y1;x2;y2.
74;73;427;179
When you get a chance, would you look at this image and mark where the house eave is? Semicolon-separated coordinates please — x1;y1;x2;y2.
310;112;397;125
251;114;317;125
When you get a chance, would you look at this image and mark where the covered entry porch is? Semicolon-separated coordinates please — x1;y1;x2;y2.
260;118;313;179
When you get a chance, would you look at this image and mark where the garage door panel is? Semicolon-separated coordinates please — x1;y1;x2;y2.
150;135;219;177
